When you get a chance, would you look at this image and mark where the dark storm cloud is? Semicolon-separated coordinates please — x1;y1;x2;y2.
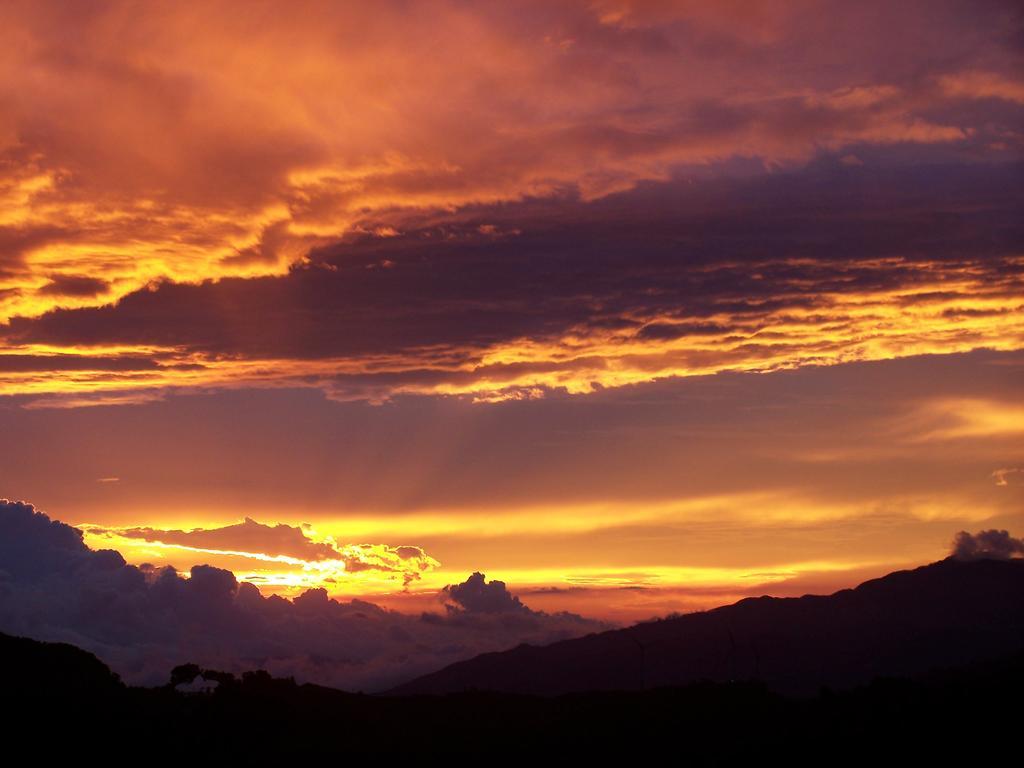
37;275;109;298
0;355;162;373
4;162;1021;365
637;322;736;341
0;500;607;691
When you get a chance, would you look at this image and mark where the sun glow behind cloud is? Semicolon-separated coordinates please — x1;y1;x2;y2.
79;520;894;621
69;475;1015;620
80;519;441;596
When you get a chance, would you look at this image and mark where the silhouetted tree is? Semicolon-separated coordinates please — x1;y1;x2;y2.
169;663;201;688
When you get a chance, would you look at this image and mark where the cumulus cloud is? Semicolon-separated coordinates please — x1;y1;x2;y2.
442;572;530;614
950;529;1024;561
0;500;607;692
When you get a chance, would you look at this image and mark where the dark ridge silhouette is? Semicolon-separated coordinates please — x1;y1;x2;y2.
391;557;1024;696
2;629;1022;757
0;632;124;696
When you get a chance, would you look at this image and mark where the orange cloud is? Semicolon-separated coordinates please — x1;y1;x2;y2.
0;0;1015;328
905;398;1024;442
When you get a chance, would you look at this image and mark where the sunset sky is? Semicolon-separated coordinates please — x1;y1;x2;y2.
1;0;1021;626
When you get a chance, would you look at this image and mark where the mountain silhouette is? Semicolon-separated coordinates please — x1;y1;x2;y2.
3;559;1024;756
392;557;1024;696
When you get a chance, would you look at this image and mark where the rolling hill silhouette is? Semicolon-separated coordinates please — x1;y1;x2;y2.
392;557;1024;695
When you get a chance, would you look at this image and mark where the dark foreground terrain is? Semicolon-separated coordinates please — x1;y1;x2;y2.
3;557;1023;759
2;631;1022;759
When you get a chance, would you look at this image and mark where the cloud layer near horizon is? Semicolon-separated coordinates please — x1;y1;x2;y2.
3;499;1021;691
2;348;1020;622
0;499;606;691
0;0;1021;405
